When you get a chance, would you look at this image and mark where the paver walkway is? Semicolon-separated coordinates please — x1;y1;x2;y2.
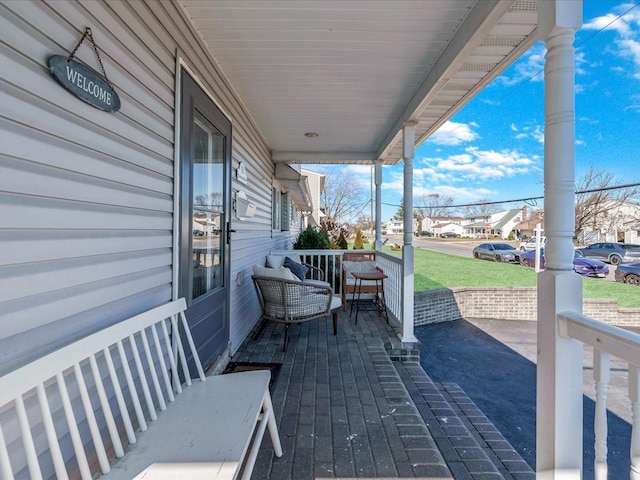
233;308;532;479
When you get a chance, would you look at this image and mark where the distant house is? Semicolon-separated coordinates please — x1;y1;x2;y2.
463;208;524;239
301;168;325;228
424;216;464;236
386;220;405;235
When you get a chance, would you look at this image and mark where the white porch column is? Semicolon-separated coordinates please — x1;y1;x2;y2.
537;2;583;479
375;161;383;251
401;122;417;344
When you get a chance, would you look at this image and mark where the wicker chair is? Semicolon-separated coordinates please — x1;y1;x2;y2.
252;275;342;351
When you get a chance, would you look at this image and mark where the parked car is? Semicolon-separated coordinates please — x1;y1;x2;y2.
472;243;521;263
415;230;433;237
440;232;461;238
575;242;640;265
520;249;609;278
193;229;205;236
615;263;640;285
519;236;547;252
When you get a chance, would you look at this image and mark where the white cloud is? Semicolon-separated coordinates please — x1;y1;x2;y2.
427;120;479;146
582;4;640;36
512;124;544;144
498;44;546;86
583;4;640;78
424;147;539;181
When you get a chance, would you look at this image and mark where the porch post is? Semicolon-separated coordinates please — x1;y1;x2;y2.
537;2;583;479
401;122;417;344
375;161;383;251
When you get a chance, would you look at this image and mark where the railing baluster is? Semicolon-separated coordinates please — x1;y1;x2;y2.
594;349;610;480
631;365;640;480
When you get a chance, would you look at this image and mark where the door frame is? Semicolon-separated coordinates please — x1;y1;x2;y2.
172;58;233;363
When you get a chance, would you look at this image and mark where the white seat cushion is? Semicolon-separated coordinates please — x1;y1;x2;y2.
330;295;342;311
302;278;331;289
266;254;303;269
252;264;299;282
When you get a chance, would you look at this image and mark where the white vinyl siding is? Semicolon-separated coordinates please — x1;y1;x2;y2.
0;0;295;374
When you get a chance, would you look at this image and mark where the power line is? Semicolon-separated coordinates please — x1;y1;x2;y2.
381;181;640;210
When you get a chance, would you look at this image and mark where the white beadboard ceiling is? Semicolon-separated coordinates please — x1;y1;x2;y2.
180;0;537;165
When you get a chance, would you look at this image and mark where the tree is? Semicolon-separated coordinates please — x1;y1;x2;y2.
353;227;365;249
415;193;455;218
321;172;367;223
462;198;501;217
320;172;367;243
392;197;404;221
414;193;455;230
575;167;639;242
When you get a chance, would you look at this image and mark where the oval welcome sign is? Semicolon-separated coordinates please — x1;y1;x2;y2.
48;55;120;112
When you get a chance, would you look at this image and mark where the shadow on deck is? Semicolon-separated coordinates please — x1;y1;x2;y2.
232;307;534;479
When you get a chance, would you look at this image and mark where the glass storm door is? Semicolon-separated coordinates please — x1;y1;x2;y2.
179;71;231;368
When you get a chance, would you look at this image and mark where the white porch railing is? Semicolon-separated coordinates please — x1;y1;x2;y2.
558;311;640;479
271;249;403;324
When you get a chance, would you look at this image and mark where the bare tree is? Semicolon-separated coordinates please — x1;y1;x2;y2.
320;172;367;237
462;198;501;217
575;167;639;242
415;193;455;219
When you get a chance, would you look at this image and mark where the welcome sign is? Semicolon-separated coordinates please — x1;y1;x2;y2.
48;55;120;112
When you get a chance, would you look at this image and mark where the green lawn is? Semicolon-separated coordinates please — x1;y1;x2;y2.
411;248;640;308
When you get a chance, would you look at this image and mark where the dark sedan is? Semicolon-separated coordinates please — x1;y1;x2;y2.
576;242;640;265
520;249;609;277
472;243;521;263
615;263;640;285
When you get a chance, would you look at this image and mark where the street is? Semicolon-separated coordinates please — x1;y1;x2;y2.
386;235;618;282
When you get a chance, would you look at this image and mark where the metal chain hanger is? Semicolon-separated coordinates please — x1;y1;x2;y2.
67;27;113;88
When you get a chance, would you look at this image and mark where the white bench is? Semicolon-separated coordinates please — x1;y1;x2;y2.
0;298;282;480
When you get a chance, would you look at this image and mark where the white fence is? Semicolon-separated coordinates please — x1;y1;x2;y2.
558;311;640;479
272;249;403;323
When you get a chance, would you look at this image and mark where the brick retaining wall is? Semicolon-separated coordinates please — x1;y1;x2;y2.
414;287;640;327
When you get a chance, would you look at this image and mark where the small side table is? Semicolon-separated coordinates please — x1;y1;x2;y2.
350;270;388;325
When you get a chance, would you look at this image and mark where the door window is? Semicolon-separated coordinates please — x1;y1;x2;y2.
191;112;224;298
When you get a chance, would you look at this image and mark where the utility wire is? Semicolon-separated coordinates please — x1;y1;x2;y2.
381;181;640;210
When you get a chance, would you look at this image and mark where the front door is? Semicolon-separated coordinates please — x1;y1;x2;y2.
179;70;231;368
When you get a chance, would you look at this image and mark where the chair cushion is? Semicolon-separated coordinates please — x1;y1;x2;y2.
284;257;309;281
252;264;300;282
266;253;303;269
266;255;285;269
342;260;377;274
303;279;331;289
330;295;342;311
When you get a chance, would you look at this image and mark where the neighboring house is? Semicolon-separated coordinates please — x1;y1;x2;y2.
432;222;464;237
576;200;640;243
463;208;524;239
423;216;464;235
301;168;325;228
386;220;404;235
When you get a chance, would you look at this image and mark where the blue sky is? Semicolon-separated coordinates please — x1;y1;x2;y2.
305;1;640;222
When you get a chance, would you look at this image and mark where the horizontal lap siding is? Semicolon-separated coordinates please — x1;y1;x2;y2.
0;0;291;373
0;0;176;374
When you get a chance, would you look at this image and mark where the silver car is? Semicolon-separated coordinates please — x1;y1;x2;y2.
473;243;521;263
576;242;640;265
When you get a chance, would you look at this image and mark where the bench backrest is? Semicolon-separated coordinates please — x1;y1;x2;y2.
0;298;202;480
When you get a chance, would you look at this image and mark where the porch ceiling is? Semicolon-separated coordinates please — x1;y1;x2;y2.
179;0;537;165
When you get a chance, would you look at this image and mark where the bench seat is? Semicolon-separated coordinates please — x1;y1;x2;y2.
109;370;277;480
0;298;282;480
